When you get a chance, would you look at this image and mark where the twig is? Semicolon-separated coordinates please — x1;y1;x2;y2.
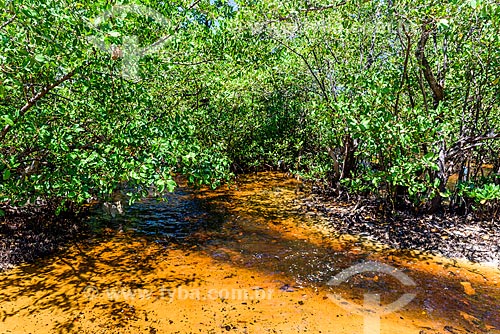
0;62;91;142
0;14;16;30
262;2;347;24
447;133;500;160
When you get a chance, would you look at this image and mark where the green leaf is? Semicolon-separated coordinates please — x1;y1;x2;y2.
166;179;177;192
34;54;46;62
3;169;11;181
1;115;14;126
437;18;449;28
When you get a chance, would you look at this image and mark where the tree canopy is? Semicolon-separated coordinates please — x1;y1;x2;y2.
1;0;500;214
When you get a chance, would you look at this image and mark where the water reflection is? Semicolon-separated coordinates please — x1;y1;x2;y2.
85;187;224;240
84;172;500;333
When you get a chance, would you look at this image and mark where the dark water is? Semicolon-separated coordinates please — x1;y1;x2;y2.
85;187;223;240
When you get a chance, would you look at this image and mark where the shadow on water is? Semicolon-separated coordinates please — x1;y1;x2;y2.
187;173;500;334
85;173;500;332
84;186;226;240
0;172;499;333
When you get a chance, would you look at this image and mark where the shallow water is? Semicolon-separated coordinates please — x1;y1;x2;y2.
1;172;499;333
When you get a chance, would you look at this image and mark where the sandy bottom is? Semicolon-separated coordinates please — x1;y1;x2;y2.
1;172;499;333
0;235;475;334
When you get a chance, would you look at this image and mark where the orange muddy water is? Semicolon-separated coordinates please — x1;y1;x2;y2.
0;172;499;334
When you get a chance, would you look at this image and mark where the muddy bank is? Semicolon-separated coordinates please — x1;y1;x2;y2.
0;210;89;272
297;187;500;267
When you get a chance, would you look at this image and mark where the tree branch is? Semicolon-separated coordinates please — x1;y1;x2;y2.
447;133;500;160
415;21;444;109
0;14;16;30
394;27;412;113
0;63;89;142
300;2;346;14
264;2;347;23
144;0;202;55
272;38;334;111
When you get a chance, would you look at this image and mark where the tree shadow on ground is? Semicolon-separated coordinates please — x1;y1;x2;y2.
187;173;500;334
0;172;499;333
0;233;201;333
